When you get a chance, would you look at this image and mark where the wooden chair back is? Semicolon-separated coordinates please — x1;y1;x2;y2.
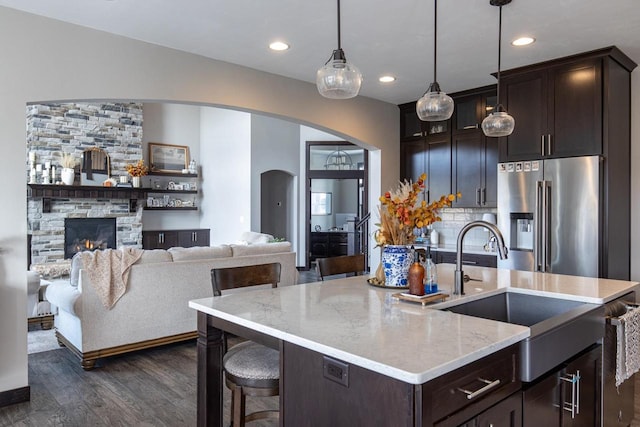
211;262;282;296
316;254;366;281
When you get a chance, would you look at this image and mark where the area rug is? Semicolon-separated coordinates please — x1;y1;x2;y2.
28;329;61;354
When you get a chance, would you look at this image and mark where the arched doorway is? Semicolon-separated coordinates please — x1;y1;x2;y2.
260;170;295;242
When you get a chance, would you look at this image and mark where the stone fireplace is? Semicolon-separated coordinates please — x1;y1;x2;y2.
64;217;117;259
27;101;144;266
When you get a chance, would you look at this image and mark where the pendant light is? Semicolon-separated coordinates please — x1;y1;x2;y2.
316;0;362;99
481;0;516;137
416;0;454;122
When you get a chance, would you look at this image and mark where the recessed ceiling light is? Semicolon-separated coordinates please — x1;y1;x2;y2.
269;41;290;51
379;75;396;83
512;37;535;47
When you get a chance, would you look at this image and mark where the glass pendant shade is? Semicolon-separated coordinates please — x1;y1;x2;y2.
317;49;362;99
481;110;515;137
416;83;454;121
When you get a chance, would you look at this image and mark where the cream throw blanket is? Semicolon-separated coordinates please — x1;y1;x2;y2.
80;248;144;309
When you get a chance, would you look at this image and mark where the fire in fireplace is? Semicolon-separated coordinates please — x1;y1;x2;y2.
64;218;117;259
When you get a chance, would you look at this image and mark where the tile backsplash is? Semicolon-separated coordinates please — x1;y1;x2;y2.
429;207;499;247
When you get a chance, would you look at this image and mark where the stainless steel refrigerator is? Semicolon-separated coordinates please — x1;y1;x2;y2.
497;156;601;276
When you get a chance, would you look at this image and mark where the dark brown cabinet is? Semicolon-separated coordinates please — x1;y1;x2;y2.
522;344;601;426
283;341;520;427
499;48;636;162
451;87;498;208
309;231;349;261
399;102;452;203
142;228;210;249
436;250;497;268
458;392;522;427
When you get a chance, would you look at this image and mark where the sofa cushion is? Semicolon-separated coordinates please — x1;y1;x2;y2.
168;245;232;261
240;231;275;245
136;249;173;264
231;241;291;257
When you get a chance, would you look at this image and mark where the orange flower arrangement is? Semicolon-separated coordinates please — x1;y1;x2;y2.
126;159;149;177
375;173;459;246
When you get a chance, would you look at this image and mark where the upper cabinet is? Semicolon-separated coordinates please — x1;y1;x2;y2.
399;103;451;203
498;47;637;162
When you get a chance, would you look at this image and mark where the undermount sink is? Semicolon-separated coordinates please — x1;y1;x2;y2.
442;291;604;382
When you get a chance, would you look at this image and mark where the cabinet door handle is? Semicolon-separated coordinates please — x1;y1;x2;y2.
463;124;479;130
561;370;581;419
476;188;481;206
547;134;552;156
159;233;164;244
481;188;486;205
192;231;197;242
458;378;501;400
541;135;546;156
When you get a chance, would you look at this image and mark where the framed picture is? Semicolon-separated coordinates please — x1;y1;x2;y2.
149;142;189;172
311;192;332;215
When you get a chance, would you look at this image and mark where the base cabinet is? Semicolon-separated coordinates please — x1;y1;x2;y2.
458;392;522;427
142;228;210;249
522;344;601;426
436;251;497;268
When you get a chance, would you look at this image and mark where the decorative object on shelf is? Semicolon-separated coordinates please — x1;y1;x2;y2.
60;153;77;186
102;178;117;187
481;0;516;137
324;149;353;170
316;0;362;99
416;0;454;121
126;159;148;188
374;173;458;287
149;142;189;173
81;147;111;186
188;159;197;174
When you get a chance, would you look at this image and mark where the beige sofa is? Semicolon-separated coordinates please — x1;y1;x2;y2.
46;242;297;369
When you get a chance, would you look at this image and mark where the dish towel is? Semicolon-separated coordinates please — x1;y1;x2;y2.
80;248;143;310
615;306;640;387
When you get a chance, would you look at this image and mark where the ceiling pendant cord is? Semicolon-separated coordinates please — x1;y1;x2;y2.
416;0;454;122
481;0;515;137
337;0;342;53
433;0;437;89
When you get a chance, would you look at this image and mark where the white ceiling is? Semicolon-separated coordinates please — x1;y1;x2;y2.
1;0;639;105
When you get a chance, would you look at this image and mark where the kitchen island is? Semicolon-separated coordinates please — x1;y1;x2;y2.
189;264;639;426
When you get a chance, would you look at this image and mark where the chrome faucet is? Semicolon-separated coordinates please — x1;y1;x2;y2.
454;220;508;295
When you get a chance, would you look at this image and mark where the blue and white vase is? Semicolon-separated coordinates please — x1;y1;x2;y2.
382;245;413;287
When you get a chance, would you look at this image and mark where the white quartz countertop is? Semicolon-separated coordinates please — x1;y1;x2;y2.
189;265;638;385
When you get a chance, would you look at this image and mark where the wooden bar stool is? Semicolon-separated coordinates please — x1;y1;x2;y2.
211;263;281;426
316;254;366;281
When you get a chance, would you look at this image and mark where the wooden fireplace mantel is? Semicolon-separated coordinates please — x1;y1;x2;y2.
27;184;147;213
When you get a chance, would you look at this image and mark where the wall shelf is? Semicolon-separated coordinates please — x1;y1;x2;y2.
146;189;198;194
143;207;198;211
148;171;198;178
27;183;146;213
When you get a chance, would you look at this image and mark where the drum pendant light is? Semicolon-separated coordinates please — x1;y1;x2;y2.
482;0;516;137
316;0;363;99
416;0;454;121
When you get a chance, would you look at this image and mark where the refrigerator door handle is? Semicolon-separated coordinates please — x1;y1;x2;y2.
545;181;552;272
535;181;544;272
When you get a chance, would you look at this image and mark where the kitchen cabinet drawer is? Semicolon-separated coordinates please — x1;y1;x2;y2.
436;251;497;268
423;344;521;426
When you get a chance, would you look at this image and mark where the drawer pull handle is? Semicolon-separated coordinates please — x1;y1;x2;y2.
462;260;478;265
458;378;501;400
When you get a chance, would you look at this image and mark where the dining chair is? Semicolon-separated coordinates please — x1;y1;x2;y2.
316;254;366;281
211;262;282;427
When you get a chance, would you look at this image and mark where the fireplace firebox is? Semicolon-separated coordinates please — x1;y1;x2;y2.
64;218;116;259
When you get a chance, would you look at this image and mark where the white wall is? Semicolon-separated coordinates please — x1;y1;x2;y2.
0;7;398;395
142;102;202;230
199;108;252;245
250;115;301;235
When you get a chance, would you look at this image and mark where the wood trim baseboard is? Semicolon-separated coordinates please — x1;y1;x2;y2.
0;386;30;408
56;330;198;370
